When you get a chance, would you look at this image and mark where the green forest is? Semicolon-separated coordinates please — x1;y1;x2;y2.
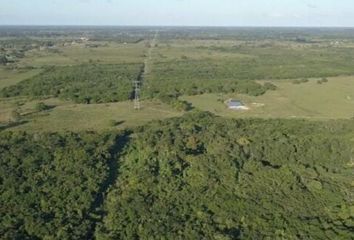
1;112;353;239
0;131;125;239
0;62;273;106
0;64;143;103
0;63;274;110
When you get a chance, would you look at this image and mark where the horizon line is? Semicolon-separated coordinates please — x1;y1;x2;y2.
1;24;354;29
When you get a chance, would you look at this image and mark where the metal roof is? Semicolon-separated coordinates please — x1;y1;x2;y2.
228;100;243;107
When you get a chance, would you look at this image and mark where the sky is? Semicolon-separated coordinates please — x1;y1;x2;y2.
0;0;353;27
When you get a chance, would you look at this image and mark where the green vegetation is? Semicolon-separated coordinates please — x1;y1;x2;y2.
292;78;309;84
0;54;8;65
145;60;270;99
141;30;354;104
20;42;146;67
35;102;51;112
3;99;181;132
205;45;354;79
1;112;354;239
263;82;277;90
8;109;21;123
318;77;329;84
0;68;42;90
97;113;354;239
0;131;123;239
1;64;143;103
1;26;354;239
181;76;354;120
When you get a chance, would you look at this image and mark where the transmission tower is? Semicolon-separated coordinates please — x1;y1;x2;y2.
133;80;141;110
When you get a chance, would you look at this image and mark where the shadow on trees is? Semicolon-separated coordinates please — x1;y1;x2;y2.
85;131;132;239
0;120;28;131
22;105;57;117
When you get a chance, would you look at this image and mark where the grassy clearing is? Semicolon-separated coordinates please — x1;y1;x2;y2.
20;42;146;67
2;32;354;130
0;68;42;90
2;99;182;132
181;76;354;120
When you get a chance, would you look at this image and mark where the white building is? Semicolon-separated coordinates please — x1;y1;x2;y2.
226;99;249;110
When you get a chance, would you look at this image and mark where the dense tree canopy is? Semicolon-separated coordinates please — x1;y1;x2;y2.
1;113;354;239
0;62;275;108
0;131;121;239
145;59;273;100
96;112;354;239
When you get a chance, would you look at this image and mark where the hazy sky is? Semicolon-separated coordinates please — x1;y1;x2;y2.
0;0;353;26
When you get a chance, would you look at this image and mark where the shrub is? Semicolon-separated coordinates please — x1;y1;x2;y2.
109;120;118;127
317;77;329;84
263;82;277;91
35;102;50;112
321;77;328;82
293;78;309;84
172;100;193;111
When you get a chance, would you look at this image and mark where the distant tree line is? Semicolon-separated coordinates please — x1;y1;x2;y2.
0;64;143;104
1;62;277;110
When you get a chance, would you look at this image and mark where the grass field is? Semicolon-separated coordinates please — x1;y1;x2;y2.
0;99;182;132
2;75;352;132
181;76;354;120
2;31;354;131
0;68;42;90
19;42;146;67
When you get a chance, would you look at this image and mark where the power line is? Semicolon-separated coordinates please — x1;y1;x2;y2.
133;31;158;110
133;80;140;110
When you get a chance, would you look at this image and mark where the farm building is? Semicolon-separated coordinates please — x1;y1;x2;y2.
226;99;249;110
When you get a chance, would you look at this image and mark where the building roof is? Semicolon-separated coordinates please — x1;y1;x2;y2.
228;99;244;107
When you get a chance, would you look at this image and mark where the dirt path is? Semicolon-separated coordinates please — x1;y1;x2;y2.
132;31;159;109
143;30;158;78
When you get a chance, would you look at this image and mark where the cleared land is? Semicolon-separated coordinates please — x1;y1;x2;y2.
2;27;354;132
0;99;181;132
0;68;42;89
181;76;354;120
20;42;146;67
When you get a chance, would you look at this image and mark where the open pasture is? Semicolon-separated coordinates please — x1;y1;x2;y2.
181;76;354;120
0;98;181;132
19;42;146;67
0;68;42;90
